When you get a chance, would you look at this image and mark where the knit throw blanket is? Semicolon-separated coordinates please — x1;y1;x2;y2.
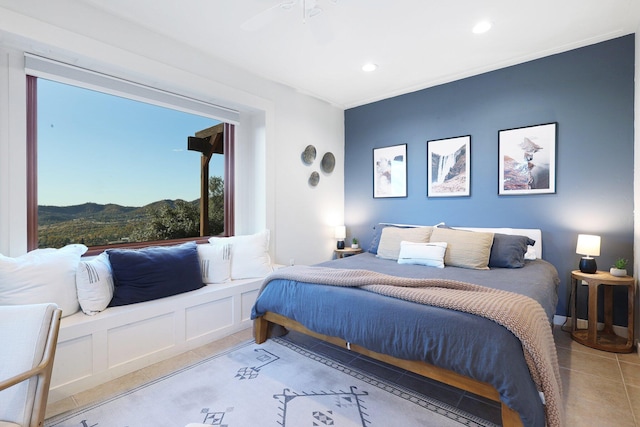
261;265;563;427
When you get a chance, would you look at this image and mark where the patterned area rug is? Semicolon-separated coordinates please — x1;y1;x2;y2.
46;338;496;427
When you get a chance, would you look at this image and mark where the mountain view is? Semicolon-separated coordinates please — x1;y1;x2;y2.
38;177;225;248
38;200;198;248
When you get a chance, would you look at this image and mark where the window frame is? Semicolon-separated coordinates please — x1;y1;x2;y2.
25;57;237;253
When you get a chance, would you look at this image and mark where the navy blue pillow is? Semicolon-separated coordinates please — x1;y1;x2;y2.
108;241;203;307
488;234;535;268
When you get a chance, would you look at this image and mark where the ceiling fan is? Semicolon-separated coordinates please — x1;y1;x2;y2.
241;0;338;42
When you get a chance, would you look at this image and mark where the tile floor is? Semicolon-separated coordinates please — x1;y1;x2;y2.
46;325;640;426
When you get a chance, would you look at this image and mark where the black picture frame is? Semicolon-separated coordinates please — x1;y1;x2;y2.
373;144;407;198
427;135;470;197
498;122;557;195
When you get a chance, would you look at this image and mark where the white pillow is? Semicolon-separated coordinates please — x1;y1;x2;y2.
76;252;114;315
0;244;88;317
397;241;447;268
197;243;232;284
209;230;273;279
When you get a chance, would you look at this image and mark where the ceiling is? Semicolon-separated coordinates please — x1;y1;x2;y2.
3;0;640;109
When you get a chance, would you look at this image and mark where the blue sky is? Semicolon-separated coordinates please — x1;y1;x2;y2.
37;78;223;207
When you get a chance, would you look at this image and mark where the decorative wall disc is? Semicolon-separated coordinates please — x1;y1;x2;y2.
301;145;317;165
308;171;320;186
321;152;335;173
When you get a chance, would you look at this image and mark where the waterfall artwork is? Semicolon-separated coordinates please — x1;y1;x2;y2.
427;135;471;197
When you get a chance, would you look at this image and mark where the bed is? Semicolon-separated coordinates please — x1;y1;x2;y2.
252;225;561;427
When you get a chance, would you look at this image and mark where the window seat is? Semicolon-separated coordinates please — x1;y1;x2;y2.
48;277;263;403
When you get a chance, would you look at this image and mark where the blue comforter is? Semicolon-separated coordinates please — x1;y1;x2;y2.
252;253;559;426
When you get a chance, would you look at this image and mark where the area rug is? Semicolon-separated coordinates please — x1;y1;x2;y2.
46;338;496;427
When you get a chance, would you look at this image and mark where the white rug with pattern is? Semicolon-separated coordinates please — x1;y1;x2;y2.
46;338;496;426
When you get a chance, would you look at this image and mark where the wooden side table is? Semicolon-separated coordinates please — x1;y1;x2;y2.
570;270;635;353
334;247;363;259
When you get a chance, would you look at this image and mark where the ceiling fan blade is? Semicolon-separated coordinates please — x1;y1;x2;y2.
241;1;297;32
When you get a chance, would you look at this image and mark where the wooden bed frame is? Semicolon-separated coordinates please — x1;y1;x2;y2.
255;312;525;427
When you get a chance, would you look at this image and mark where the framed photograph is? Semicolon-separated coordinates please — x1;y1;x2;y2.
498;122;557;195
427;135;470;197
373;144;407;198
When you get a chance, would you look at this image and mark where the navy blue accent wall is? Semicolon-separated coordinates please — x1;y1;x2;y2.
344;35;634;322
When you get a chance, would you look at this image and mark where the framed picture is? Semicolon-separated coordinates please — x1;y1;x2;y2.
373;144;407;198
427;135;470;197
498;122;557;195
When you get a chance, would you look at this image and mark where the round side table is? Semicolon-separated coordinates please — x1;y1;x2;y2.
570;270;635;353
334;247;363;259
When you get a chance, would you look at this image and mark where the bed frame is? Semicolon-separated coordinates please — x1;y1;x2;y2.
254;227;546;427
255;312;524;427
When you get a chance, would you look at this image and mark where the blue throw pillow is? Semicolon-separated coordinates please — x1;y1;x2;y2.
107;241;203;307
488;234;536;268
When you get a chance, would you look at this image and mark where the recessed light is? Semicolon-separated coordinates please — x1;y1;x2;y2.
362;63;378;72
472;21;492;34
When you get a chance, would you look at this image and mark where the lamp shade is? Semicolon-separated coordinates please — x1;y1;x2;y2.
335;225;346;249
576;234;601;257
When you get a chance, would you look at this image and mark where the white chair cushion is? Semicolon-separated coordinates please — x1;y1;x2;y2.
0;303;57;426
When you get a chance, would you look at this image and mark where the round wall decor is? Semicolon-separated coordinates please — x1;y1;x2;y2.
301;145;317;165
308;171;320;187
321;152;335;173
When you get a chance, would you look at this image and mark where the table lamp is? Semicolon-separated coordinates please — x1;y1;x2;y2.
576;234;600;274
335;226;346;249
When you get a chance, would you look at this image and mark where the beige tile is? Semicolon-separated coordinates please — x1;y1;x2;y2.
624;384;640;424
618;350;640;366
191;334;248;359
552;326;574;349
557;347;623;382
72;369;150;407
563;395;636;427
45;396;77;419
553;325;619;360
620;361;640;387
560;367;631;411
138;349;203;381
231;327;253;342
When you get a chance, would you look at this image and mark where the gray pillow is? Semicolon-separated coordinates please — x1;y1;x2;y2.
488;233;536;268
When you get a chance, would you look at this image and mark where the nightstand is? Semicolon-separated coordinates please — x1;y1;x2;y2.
570;270;635;353
334;247;363;259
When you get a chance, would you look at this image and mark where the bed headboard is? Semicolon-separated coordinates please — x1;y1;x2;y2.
379;223;543;259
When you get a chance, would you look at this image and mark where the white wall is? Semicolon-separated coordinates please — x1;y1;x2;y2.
0;5;344;265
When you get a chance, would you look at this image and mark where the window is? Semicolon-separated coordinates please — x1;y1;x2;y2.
25;56;237;251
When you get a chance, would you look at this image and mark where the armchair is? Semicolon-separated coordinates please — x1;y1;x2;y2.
0;303;62;427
